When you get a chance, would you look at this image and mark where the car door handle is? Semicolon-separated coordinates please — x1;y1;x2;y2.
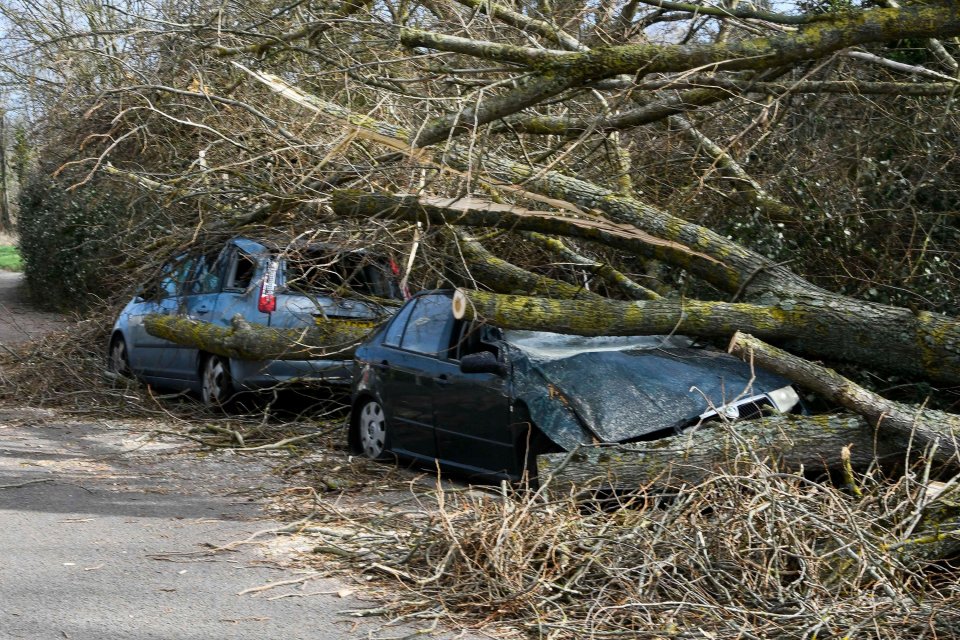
194;306;211;315
435;374;451;386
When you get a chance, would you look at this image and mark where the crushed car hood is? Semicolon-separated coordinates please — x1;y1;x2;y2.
505;331;789;443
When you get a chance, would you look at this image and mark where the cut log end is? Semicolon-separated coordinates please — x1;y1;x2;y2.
452;288;469;320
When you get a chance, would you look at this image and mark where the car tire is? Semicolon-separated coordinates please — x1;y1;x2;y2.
107;335;132;378
355;398;390;460
201;354;234;408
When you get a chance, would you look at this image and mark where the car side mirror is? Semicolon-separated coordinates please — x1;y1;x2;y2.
460;351;506;376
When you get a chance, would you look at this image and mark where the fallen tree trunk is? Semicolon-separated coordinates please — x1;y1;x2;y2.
537;413;899;493
144;314;379;361
451;288;960;386
453;232;602;301
728;332;960;463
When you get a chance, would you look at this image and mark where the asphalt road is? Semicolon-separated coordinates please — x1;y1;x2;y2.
0;272;478;640
0;270;66;345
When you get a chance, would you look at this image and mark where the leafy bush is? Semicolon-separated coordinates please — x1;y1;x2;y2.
17;178;124;310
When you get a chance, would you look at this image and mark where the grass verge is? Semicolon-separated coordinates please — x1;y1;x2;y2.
0;245;22;271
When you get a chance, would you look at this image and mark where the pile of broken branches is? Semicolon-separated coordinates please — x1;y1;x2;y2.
294;455;960;639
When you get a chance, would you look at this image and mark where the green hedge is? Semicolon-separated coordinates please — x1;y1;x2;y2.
17;178;124;310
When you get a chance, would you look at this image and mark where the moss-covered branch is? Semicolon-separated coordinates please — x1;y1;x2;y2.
729;332;960;462
454;231;602;300
329;189;744;292
444;148;810;296
452;0;586;51
538;413;891;494
411;3;960;144
522;231;662;300
144;314;379;361
451;289;960;385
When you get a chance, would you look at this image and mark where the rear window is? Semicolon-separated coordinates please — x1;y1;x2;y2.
282;249;399;299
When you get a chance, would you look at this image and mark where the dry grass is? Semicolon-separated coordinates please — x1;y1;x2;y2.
276;459;960;640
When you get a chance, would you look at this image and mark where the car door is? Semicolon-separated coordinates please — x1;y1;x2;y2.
125;256;196;378
376;295;455;461
208;243;268;328
152;249;225;380
130;250;225;381
433;322;513;476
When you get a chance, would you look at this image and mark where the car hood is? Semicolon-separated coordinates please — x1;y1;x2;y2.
505;332;789;443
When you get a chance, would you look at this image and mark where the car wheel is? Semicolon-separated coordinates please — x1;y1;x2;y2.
108;336;132;378
201;354;234;408
356;399;390;460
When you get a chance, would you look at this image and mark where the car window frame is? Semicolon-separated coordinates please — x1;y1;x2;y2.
221;247;260;293
382;297;418;348
383;294;456;359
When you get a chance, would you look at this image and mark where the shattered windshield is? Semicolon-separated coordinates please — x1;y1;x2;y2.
503;330;693;359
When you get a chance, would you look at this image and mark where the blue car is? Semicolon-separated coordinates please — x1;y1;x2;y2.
108;237;399;406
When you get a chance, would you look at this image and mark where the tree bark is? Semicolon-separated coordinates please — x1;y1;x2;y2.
453;232;603;300
728;332;960;463
144;314;379;361
537;414;897;494
407;3;960;145
451;288;960;386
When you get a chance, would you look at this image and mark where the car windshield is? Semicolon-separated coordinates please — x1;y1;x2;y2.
503;330;693;359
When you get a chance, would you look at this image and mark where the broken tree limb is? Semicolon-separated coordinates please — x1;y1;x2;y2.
329;189;742;292
537;413;899;494
444;146;813;297
522;231;662;301
670;114;794;222
407;2;960;146
144;314;379;361
454;231;603;301
728;332;960;463
451;289;960;386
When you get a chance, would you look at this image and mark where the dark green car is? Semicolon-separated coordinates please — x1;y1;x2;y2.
349;291;801;481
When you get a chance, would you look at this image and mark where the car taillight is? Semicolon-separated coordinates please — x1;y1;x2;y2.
258;260;278;313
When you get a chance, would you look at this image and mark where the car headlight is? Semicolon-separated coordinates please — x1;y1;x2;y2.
766;385;800;413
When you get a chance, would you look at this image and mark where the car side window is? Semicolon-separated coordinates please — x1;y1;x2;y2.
187;253;222;295
383;299;417;347
155;256;195;298
223;250;258;291
399;295;453;356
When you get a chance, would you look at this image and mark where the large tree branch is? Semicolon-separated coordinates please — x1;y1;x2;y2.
329;189;747;292
729;332;960;462
144;314;379;361
445;148;810;296
451;0;587;52
538;414;893;494
633;0;818;26
523;231;662;300
453;231;603;300
407;3;960;145
451;288;960;385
